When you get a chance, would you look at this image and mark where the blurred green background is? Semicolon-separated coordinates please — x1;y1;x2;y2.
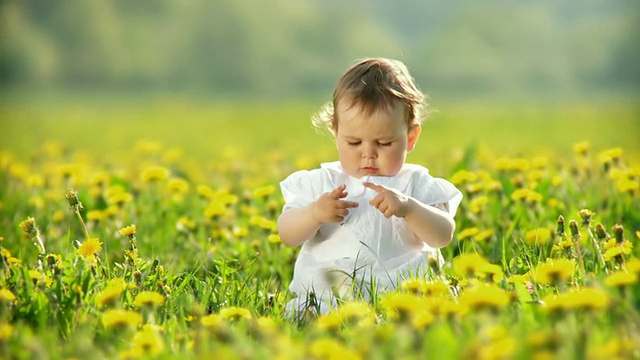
1;0;639;165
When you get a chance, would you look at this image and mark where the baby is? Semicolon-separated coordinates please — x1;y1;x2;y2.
277;58;462;319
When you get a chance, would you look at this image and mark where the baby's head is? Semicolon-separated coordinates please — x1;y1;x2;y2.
313;58;428;178
313;58;427;135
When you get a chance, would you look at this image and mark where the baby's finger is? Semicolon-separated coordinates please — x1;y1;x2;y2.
363;182;386;193
338;200;359;209
330;184;347;199
369;195;383;207
336;208;350;217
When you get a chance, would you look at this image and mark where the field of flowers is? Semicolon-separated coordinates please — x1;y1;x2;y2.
0;98;639;359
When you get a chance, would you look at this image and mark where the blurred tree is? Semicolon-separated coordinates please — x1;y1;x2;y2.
0;0;637;97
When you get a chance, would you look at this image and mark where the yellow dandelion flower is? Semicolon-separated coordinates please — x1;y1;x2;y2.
108;191;133;206
140;166;170;183
89;171;109;187
587;338;636;360
196;184;215;199
603;246;629;262
119;224;137;237
604;271;638;287
135;139;161;155
542;288;609;313
78;238;102;258
86;210;105;222
507;273;531;285
251;316;278;339
603;238;633;252
526;190;543;203
450;170;477;185
510;188;529;201
616;178;639;193
526;329;561;351
400;278;427;293
0;289;17;303
131;326;165;356
598;147;623;164
249;215;277;231
230;226;249;238
219;306;252;321
452;253;491;278
268;234;282;244
337;301;375;324
381;292;425;320
459;284;510;312
469;196;489;214
479;337;517;360
411;311;435;329
478;263;504;282
204;200;227;218
28;269;51;286
422;280;451;298
26;174;44;188
253;184;276;198
552;238;573;252
457;227;479;241
309;337;361;360
527;169;544;183
0;323;13;341
626;258;640;273
474;229;495;242
213;190;239;205
176;216;197;233
102;309;142;328
167;177;190;194
201;314;223;328
316;311;343;331
525;228;552;245
96;279;127;307
573;141;590;155
532;258;574;285
134;291;165;308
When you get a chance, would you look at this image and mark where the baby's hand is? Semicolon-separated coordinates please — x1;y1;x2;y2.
312;184;359;224
364;182;411;218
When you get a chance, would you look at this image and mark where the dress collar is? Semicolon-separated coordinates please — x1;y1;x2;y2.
320;161;416;197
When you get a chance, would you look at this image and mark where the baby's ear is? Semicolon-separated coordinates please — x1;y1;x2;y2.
407;124;421;152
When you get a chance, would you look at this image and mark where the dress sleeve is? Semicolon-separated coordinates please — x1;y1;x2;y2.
411;169;463;217
280;170;321;211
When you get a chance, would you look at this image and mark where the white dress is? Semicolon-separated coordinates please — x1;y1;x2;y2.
280;161;462;316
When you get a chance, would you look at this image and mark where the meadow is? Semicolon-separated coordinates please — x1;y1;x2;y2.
0;94;639;359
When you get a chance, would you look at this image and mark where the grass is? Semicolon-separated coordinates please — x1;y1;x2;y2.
0;92;639;359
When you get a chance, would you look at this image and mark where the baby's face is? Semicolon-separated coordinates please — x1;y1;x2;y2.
334;100;420;179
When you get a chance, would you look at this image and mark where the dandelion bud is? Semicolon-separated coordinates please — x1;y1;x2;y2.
556;215;565;237
119;224;137;239
578;209;595;226
612;224;624;243
569;220;580;240
428;256;440;272
594;223;609;240
19;217;38;237
65;189;83;210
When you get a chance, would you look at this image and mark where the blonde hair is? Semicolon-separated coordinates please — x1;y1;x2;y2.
312;58;427;135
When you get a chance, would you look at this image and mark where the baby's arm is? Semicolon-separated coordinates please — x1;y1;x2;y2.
277;184;359;247
363;182;455;249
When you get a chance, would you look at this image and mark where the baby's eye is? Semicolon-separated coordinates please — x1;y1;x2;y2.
348;141;361;146
378;142;392;147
